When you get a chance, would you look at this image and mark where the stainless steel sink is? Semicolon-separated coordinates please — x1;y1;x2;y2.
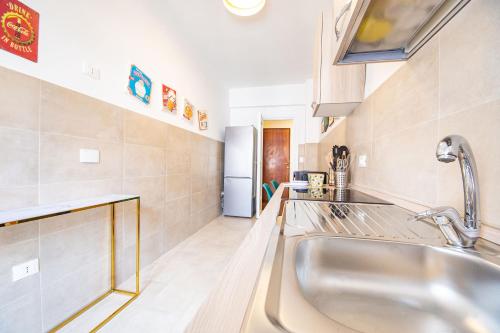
242;202;500;333
295;237;500;333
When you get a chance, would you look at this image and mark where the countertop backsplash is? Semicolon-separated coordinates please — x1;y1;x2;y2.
318;0;500;240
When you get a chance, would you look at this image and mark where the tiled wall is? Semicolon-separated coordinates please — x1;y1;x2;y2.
0;66;223;332
317;120;347;172
298;143;320;171
344;1;500;230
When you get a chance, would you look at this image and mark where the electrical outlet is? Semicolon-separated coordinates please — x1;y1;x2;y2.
358;154;368;168
12;259;39;282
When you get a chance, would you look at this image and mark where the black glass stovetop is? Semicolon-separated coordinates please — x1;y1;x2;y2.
286;187;391;205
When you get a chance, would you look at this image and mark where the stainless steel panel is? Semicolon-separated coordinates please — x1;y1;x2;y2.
335;0;470;64
294;237;500;333
224;126;255;178
223;177;254;217
242;199;500;333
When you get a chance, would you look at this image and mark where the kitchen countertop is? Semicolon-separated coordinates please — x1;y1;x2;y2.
186;184;392;332
187;183;500;333
187;183;395;332
186;184;286;333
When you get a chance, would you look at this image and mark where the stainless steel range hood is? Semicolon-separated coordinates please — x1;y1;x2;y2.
333;0;470;64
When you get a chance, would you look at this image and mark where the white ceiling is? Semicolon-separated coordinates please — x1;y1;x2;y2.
153;0;331;88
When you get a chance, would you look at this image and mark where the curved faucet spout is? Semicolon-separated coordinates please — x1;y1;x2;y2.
436;135;480;230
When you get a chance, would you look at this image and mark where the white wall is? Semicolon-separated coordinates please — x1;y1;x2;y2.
364;62;404;98
0;0;229;140
230;82;321;214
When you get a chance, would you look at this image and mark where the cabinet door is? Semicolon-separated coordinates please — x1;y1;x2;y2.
311;13;323;111
332;0;364;64
322;7;366;104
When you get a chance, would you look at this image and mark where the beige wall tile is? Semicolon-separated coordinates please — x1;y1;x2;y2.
40;133;123;184
123;177;165;243
0;186;38;210
346;97;372;147
437;99;500;228
0;66;40;131
165;149;190;175
0;220;38;246
165;174;190;201
39;179;122;204
304;143;319;170
347;141;374;188
39;209;109;284
191;191;210;215
140;232;163;268
164;197;191;251
190;150;209;194
0;239;39;302
0;127;38;187
191;133;211;157
298;144;305;170
191;174;208;194
40;82;123;142
372;39;439;138
124;111;167;148
0;289;42;333
41;257;109;331
371;121;438;206
124;144;165;178
0;224;40;330
118;233;163;277
166;124;192;152
439;0;500;115
163;222;191;252
165;197;191;228
208;172;223;191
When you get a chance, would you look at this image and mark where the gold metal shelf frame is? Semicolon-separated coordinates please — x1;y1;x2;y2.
0;195;141;332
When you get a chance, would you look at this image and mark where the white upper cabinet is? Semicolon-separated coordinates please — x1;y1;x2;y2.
332;0;471;64
312;11;366;118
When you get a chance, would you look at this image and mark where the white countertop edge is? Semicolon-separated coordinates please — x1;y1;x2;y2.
186;184;285;333
0;194;139;225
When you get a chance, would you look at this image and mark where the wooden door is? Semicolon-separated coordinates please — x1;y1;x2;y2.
262;128;290;206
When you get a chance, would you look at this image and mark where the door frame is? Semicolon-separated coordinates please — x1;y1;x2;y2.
257;117;295;215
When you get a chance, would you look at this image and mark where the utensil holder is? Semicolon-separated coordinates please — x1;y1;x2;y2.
334;171;347;189
328;168;335;186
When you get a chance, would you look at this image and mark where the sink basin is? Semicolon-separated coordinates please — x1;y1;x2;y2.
242;202;500;333
295;237;500;333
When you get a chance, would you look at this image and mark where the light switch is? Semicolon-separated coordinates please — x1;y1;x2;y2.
358;154;368;168
80;149;100;163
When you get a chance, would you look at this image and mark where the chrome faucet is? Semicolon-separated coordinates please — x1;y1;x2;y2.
414;135;480;247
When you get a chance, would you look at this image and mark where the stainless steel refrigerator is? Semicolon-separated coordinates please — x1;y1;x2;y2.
223;126;257;217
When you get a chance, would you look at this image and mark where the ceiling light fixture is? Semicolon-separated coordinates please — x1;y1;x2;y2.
223;0;266;16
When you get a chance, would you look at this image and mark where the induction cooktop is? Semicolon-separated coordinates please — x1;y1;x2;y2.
286;187;391;205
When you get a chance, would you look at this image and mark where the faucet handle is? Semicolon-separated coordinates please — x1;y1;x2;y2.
414;206;462;224
413;206;479;248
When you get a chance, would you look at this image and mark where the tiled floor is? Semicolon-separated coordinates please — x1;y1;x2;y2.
61;215;254;333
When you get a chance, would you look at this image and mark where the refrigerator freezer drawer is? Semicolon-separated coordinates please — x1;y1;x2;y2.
223;177;254;218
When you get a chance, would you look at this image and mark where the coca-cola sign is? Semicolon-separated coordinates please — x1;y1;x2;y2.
0;0;39;62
